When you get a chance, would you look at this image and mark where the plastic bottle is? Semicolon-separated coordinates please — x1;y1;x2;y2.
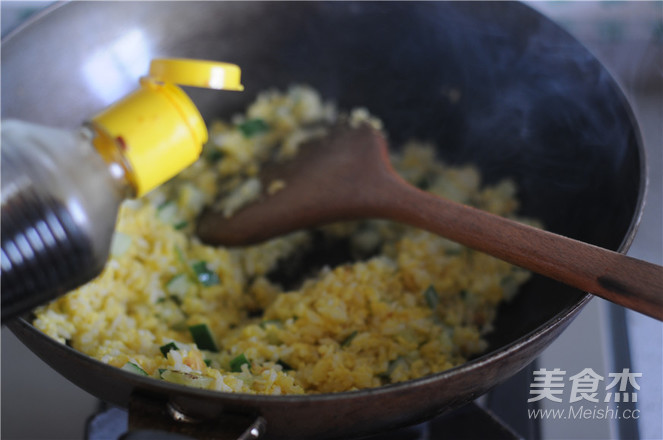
1;58;243;322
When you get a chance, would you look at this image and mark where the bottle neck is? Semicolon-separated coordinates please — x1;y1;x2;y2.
84;123;137;199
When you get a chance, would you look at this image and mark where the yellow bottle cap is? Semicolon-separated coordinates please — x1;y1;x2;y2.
90;58;243;197
149;58;244;91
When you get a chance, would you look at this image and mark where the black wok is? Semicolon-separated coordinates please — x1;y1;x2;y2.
3;2;645;439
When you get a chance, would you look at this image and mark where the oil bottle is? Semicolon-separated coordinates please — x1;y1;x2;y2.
1;58;243;322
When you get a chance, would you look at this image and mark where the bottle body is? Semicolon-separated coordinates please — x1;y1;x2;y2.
1;120;130;321
1;59;244;322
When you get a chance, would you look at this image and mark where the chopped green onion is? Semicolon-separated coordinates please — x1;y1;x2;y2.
173;246;199;283
158;368;167;377
424;285;439;309
122;361;148;376
188;324;218;352
110;232;132;258
157;201;189;230
238;118;269;138
204;359;212;367
157;200;174;211
157;201;178;224
166;274;190;297
384;356;407;379
260;319;283;345
259;319;283;329
160;342;179;358
276;359;293;371
174;221;189;230
192;261;220;287
174;245;188;266
230;353;250;373
161;370;213;389
341;330;358;348
207;149;225;162
416;175;432;190
171;320;189;332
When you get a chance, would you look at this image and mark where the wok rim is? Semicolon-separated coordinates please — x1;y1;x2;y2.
5;0;649;420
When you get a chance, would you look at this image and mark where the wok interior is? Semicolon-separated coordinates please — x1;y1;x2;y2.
184;2;641;352
3;1;642;435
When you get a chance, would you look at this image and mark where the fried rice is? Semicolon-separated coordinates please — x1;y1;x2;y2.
34;85;539;395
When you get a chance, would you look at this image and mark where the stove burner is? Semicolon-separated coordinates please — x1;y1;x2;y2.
88;402;522;440
86;363;538;440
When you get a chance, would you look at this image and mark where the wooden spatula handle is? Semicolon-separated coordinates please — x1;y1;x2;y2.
376;178;663;320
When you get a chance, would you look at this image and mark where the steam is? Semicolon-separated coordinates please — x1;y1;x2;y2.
373;2;640;241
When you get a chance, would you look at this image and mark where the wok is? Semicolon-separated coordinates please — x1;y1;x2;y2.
3;2;645;439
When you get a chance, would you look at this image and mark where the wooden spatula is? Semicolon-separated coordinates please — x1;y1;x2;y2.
197;124;663;320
